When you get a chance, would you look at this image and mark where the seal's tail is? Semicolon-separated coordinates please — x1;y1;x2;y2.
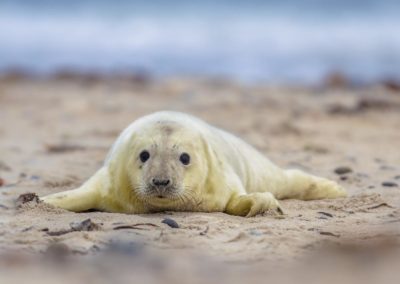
278;169;347;200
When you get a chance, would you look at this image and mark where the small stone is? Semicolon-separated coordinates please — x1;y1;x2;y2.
161;218;179;228
382;182;398;187
0;178;4;187
70;219;101;231
334;167;353;175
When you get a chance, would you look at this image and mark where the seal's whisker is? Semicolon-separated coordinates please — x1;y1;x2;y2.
176;190;199;210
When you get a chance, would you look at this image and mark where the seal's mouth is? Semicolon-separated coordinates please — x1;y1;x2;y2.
141;185;180;201
137;185;197;210
153;192;172;200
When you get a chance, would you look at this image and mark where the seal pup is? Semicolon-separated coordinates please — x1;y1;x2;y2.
42;111;346;217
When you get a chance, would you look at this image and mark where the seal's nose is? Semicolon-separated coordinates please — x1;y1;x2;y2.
152;178;170;187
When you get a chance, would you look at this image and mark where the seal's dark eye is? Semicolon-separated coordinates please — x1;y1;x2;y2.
139;150;150;163
179;153;190;165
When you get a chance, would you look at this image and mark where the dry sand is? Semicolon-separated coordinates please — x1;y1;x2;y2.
0;76;400;283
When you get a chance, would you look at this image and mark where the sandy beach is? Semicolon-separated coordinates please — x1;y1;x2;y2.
1;76;400;283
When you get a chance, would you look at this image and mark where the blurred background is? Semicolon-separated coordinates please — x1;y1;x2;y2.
0;0;399;84
1;2;400;284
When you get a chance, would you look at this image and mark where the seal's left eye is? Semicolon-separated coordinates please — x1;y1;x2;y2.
179;153;190;165
139;150;150;163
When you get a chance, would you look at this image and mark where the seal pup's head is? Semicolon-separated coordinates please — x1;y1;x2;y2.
122;120;208;209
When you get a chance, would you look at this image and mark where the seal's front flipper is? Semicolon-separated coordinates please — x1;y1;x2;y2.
41;187;99;212
225;192;282;217
41;167;108;212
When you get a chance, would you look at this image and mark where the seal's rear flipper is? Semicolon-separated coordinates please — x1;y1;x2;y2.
279;169;347;201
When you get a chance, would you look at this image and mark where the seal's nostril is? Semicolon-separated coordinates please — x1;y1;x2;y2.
152;178;170;187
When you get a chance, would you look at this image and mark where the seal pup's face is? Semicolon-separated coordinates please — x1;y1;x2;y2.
127;121;206;209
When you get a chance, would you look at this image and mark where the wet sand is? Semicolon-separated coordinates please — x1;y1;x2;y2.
0;77;400;283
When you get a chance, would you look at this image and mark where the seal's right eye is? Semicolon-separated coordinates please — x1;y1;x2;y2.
179;153;190;165
139;150;150;163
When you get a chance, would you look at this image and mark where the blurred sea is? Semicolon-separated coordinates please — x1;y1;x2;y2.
0;0;399;83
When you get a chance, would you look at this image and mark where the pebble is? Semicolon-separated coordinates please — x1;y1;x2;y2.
382;182;398;187
0;178;4;187
161;218;179;228
334;166;353;175
70;219;101;231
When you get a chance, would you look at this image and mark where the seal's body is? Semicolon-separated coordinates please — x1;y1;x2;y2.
42;111;346;217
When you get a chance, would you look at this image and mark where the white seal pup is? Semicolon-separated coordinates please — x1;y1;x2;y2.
42;111;346;217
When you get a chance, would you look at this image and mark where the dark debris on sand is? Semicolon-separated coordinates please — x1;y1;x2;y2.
46;219;101;236
328;98;400;115
15;193;40;207
334;167;353;175
45;143;86;153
